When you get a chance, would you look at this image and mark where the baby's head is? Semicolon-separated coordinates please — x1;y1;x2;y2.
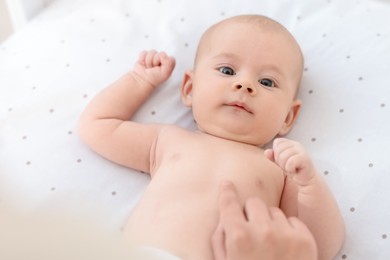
181;15;303;146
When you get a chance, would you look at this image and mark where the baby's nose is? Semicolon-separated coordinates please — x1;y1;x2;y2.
233;82;256;96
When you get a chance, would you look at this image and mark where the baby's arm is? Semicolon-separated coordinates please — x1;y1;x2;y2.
265;138;344;260
78;50;175;172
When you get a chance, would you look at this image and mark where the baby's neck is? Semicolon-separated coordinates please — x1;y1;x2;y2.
194;129;264;149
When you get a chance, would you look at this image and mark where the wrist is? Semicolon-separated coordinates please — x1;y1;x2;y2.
126;71;157;92
296;172;325;204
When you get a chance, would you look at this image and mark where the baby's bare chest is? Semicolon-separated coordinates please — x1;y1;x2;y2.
153;130;285;205
125;130;285;255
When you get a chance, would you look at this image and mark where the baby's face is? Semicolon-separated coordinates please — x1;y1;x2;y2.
184;19;303;146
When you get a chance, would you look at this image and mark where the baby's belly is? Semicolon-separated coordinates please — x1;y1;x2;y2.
124;167;283;260
125;188;218;259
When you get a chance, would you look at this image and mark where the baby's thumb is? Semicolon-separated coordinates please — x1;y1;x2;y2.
264;149;275;162
161;55;176;77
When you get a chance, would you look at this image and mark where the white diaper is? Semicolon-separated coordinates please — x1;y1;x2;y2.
128;246;182;260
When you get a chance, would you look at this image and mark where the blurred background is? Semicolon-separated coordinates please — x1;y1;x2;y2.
0;0;13;43
0;0;54;43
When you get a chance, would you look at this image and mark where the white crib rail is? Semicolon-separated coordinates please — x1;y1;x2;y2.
4;0;55;31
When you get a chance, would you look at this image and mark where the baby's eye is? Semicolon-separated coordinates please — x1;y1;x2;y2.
259;78;275;88
219;66;235;76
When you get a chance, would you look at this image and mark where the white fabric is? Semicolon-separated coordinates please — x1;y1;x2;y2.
128;246;182;260
1;0;390;259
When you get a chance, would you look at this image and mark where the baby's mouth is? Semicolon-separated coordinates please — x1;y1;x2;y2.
226;102;253;114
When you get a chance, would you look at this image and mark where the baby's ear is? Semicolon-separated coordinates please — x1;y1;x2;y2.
180;70;194;107
278;99;302;136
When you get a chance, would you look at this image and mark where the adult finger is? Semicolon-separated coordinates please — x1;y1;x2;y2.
288;216;313;234
268;207;291;229
218;181;246;226
244;197;271;223
288;217;318;258
211;224;226;260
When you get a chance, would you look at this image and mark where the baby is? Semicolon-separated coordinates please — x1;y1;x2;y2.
78;15;344;260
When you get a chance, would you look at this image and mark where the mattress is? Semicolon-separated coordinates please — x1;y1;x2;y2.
1;0;390;258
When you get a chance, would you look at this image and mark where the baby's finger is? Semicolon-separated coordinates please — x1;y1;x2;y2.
284;154;303;174
264;149;275;162
275;146;296;173
273;138;294;154
138;50;147;65
160;55;176;78
152;52;164;66
273;137;288;147
145;50;157;67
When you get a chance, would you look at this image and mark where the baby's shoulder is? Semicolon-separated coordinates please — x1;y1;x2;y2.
159;125;191;137
155;125;195;145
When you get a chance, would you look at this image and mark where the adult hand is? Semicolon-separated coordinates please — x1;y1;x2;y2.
211;181;318;260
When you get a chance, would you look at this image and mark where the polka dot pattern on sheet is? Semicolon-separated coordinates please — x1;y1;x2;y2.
1;0;390;259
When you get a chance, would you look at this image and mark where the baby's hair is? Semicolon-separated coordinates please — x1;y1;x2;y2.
194;14;302;65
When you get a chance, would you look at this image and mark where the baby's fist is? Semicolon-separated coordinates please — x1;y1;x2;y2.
134;50;176;88
264;138;315;186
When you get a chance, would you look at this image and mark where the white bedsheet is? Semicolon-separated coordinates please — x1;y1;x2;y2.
1;0;390;259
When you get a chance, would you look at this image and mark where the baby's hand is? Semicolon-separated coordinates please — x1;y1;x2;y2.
264;138;316;187
133;50;176;89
